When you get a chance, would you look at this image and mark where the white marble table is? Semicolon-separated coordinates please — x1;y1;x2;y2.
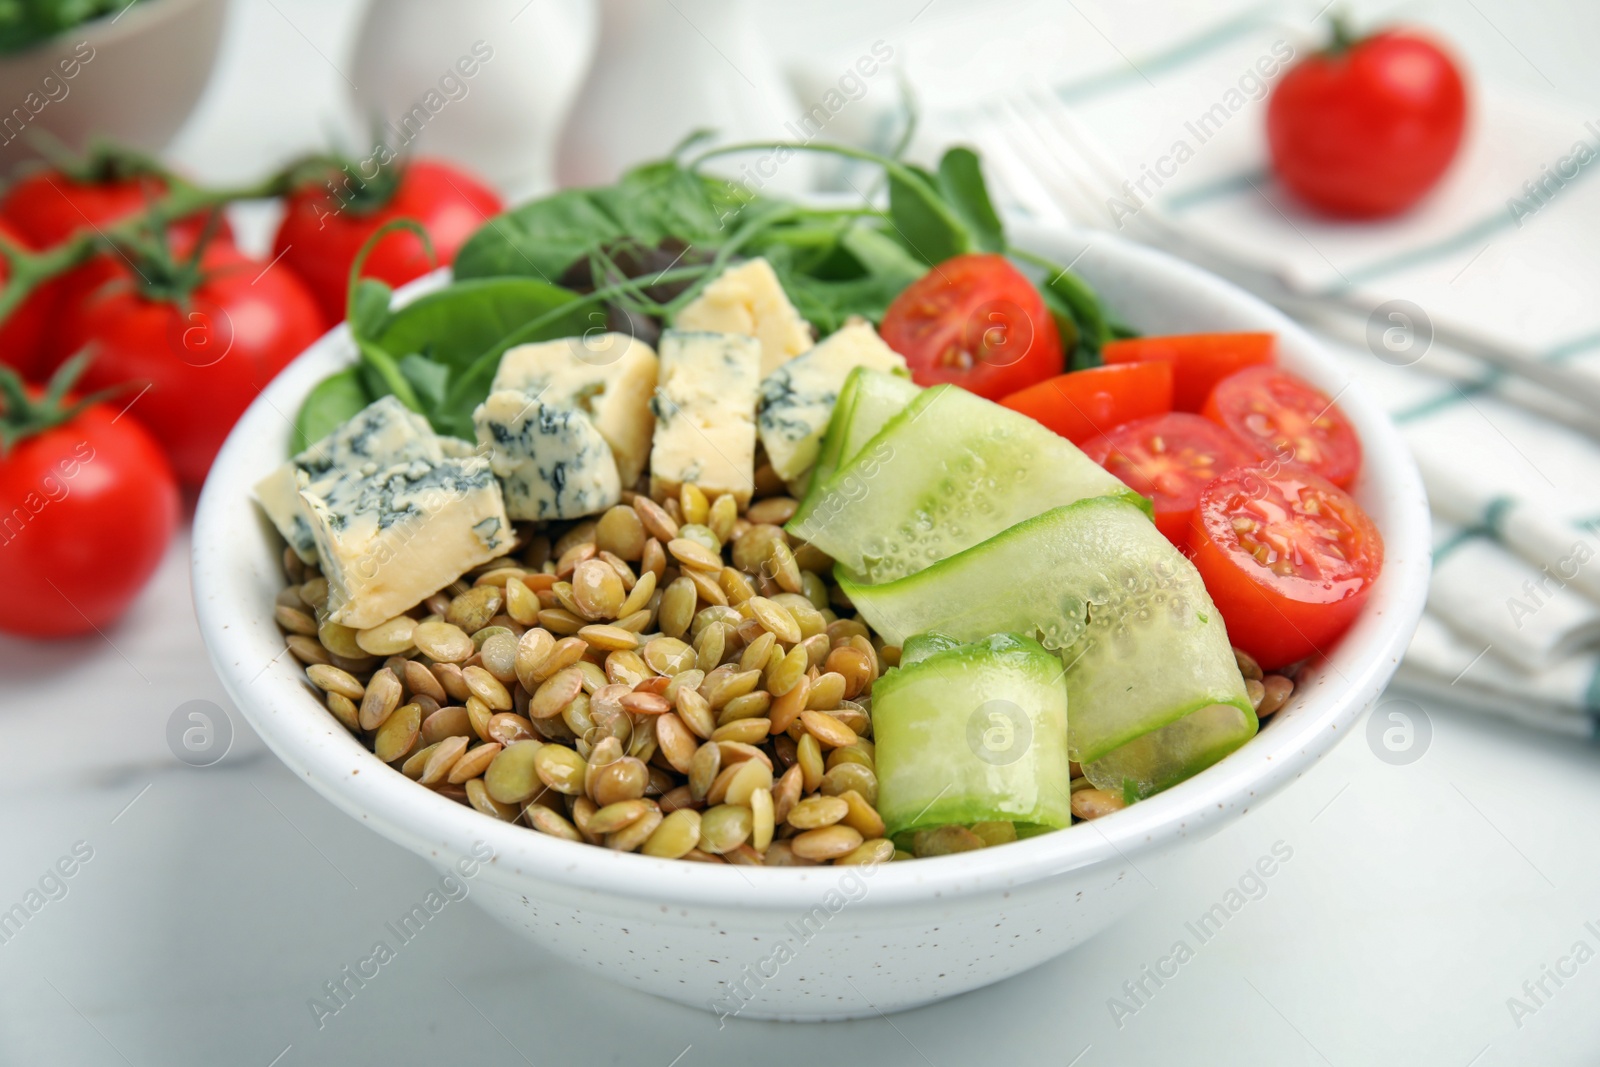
5;1;1600;1063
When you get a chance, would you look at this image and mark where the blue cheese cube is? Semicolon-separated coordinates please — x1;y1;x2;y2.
757;318;908;482
253;396;442;563
300;455;513;629
649;330;761;504
472;390;622;521
673;258;813;376
490;333;658;488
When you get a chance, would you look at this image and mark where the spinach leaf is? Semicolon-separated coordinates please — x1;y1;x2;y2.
293;368;371;454
432;294;595;440
452;189;624;282
936;147;1005;253
397;353;449;410
347;278;394;340
374;277;581;378
453;163;751;283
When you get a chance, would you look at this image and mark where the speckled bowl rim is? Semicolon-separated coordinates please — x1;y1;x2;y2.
193;221;1429;910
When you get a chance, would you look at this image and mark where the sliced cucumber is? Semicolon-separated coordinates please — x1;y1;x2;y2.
792;367;920;527
871;632;1071;836
1085;701;1254;800
788;384;1145;584
901;630;963;668
839;496;1252;766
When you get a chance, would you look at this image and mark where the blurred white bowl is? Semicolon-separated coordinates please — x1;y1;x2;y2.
193;220;1430;1020
0;0;228;176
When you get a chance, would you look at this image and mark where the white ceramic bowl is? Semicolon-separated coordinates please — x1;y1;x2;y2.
0;0;228;176
193;221;1430;1021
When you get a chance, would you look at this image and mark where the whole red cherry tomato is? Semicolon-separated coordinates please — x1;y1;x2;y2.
57;239;323;485
1267;25;1468;218
880;253;1063;400
0;359;179;637
273;158;502;323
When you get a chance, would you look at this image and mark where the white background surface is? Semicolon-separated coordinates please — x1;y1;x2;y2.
4;1;1600;1064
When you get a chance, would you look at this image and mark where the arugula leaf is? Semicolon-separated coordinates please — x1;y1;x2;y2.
589;162;732;248
886;165;970;266
936;147;1005;253
294;368;371;454
741;215;927;334
1017;250;1113;370
838;225;929;284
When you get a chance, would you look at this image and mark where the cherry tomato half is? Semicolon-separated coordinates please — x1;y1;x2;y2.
0;400;178;637
1203;365;1361;487
273;158;502;323
1101;332;1274;412
1266;28;1468;218
880;253;1063;400
1190;463;1383;669
1000;361;1172;445
1084;412;1258;544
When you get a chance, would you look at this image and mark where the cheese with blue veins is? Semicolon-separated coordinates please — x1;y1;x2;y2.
490;333;658;488
756;318;907;482
253;395;443;563
472;389;622;520
300;454;513;629
649;330;761;504
673;257;813;376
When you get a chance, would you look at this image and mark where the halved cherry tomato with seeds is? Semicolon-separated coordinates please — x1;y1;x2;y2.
1102;332;1274;412
1083;412;1258;544
999;361;1172;445
880;253;1063;400
1189;463;1383;669
1202;365;1361;487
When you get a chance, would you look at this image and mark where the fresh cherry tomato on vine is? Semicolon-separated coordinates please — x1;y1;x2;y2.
57;240;323;485
273;158;502;323
1189;463;1383;669
879;253;1063;400
0;219;50;380
0;168;233;369
0;361;179;638
1267;26;1468;218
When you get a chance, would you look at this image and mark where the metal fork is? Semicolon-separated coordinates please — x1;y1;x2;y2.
965;83;1600;430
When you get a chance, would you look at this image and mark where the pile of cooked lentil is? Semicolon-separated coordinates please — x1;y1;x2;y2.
274;475;1296;864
